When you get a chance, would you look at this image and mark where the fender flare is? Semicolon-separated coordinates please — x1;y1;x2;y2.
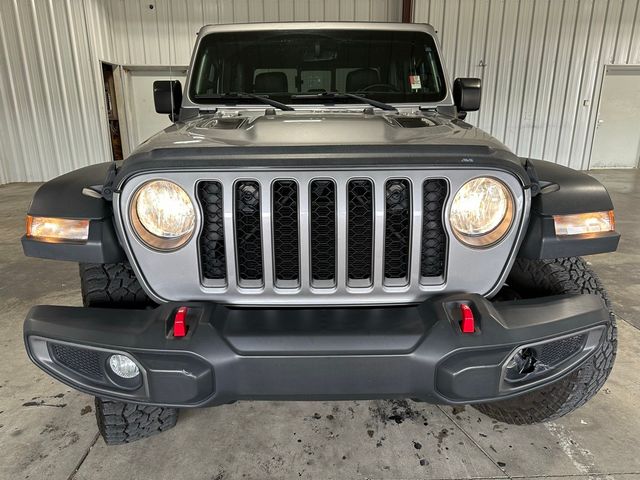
518;160;619;259
22;163;125;263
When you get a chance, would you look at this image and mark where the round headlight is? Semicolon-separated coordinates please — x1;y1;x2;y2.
130;180;195;250
449;177;514;247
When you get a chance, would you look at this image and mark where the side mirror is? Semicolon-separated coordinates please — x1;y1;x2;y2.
453;78;481;114
153;80;182;121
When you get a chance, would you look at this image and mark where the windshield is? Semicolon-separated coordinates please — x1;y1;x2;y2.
189;29;447;106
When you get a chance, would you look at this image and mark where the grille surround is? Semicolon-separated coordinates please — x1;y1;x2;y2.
117;169;528;306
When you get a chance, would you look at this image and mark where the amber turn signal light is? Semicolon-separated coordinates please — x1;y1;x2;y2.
553;210;615;236
26;215;89;242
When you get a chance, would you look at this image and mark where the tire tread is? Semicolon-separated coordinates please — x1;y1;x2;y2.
474;257;617;425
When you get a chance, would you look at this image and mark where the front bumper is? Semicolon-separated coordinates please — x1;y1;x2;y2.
24;293;608;407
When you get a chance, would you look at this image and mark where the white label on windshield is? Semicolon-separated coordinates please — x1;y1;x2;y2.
409;75;422;89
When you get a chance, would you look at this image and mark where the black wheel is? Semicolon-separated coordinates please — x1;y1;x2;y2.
79;263;154;308
95;398;178;445
474;257;617;425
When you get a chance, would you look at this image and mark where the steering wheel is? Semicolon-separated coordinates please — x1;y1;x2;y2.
359;83;401;93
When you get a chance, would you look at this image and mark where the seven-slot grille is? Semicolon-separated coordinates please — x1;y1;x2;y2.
198;178;448;291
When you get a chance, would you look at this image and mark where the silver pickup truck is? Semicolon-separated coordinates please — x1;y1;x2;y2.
22;22;619;444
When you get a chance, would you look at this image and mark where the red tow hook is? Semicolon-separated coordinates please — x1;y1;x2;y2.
460;304;475;334
173;306;188;337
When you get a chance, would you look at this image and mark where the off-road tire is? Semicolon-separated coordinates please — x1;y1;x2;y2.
474;257;617;425
79;263;154;308
95;398;178;445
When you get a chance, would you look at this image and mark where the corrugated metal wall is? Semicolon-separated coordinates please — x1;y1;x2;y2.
0;0;402;184
0;0;112;184
413;0;640;169
100;0;403;66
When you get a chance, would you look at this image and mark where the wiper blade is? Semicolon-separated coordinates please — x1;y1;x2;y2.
292;92;397;112
197;92;294;111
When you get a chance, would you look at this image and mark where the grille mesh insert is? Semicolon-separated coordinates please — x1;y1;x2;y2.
347;179;374;284
50;343;103;380
310;180;336;284
535;334;586;366
198;181;226;280
235;181;263;283
272;180;300;284
384;179;411;282
421;179;448;278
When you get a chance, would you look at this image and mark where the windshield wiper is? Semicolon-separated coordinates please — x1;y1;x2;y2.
197;92;295;111
292;92;397;112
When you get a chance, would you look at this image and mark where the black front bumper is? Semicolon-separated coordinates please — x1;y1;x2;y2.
24;293;608;408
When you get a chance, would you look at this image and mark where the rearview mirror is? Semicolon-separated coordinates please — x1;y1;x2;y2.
453;78;481;114
153;80;182;121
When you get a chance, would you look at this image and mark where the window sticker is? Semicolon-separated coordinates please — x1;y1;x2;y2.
409;75;422;89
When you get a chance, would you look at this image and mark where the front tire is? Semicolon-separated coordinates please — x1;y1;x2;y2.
474;257;617;425
79;262;154;308
95;398;178;445
80;264;177;444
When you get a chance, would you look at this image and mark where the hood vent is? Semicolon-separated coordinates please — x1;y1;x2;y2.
194;117;247;129
394;117;437;128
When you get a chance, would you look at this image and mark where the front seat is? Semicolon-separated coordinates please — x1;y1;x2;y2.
254;72;289;93
346;68;380;92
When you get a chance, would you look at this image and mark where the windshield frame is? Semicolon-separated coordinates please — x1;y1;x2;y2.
182;22;454;112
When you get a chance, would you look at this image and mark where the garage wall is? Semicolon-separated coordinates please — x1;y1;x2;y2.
98;0;403;65
413;0;640;169
0;0;403;184
0;0;112;184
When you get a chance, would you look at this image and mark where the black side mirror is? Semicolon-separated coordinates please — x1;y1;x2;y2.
153;80;182;122
453;78;481;114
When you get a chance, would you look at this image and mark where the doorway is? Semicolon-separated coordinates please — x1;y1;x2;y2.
120;66;187;153
590;65;640;169
102;63;124;161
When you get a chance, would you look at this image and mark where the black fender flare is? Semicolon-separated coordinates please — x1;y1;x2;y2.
22;163;125;263
518;159;619;259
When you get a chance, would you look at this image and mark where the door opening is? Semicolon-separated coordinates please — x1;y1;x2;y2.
102;62;124;161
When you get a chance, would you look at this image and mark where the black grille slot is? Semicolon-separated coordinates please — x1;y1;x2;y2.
310;180;336;285
347;179;374;285
535;334;587;366
198;181;226;281
421;179;448;278
50;343;103;380
235;181;263;284
272;180;300;285
384;179;411;283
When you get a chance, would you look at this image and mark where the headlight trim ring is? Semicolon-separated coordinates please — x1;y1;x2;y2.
129;179;196;251
449;176;515;248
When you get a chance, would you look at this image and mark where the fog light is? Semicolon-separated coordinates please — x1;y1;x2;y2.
505;348;537;381
108;354;140;379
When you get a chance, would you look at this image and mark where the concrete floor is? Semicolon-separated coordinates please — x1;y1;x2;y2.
0;169;639;480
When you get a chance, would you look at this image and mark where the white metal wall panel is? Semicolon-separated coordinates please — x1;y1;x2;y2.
413;0;640;169
0;0;401;184
0;0;112;184
102;0;403;65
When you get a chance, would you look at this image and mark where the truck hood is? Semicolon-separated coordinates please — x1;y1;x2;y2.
132;111;510;154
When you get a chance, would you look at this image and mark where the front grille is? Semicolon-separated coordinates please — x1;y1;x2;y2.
310;180;336;286
49;343;103;380
234;181;263;285
421;179;448;277
347;179;374;285
384;179;411;284
198;181;226;281
198;176;448;293
272;180;300;286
